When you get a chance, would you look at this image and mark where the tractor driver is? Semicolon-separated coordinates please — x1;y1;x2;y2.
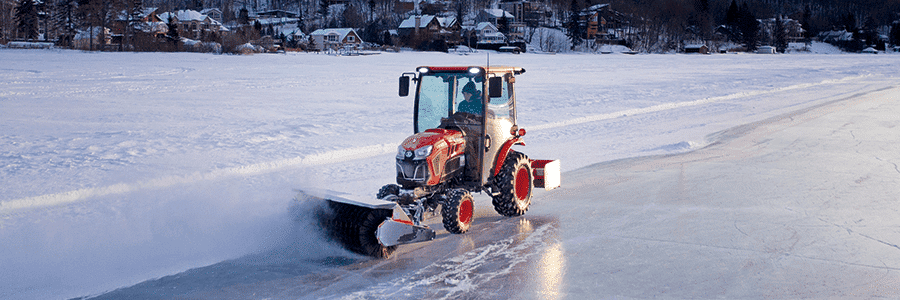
457;81;483;115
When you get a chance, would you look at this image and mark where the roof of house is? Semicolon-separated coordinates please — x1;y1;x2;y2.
310;28;360;41
475;22;498;31
116;7;158;21
438;16;457;28
482;9;514;19
159;10;206;23
399;15;436;29
158;10;228;31
586;3;609;12
399;15;457;29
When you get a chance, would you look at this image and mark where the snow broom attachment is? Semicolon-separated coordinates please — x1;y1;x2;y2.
296;189;435;258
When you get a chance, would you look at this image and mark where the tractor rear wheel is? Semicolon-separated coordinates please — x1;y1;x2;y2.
491;151;533;217
441;189;474;234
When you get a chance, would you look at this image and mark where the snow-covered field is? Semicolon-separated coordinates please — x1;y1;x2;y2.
1;48;898;299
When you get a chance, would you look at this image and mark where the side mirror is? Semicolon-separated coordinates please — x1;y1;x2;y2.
488;76;502;98
399;76;410;97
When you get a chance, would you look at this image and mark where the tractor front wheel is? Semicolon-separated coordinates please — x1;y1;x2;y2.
441;189;474;234
376;183;400;200
492;151;533;217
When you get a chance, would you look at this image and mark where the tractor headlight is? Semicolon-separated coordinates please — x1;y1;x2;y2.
414;145;432;160
397;145;406;159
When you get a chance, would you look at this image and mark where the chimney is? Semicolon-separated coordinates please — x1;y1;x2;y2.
414;15;421;35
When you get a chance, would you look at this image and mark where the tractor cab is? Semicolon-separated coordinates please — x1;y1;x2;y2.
399;66;525;188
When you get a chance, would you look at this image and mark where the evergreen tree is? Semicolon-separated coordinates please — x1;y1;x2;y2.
166;15;179;50
841;12;856;32
15;0;40;40
891;21;900;47
498;14;509;36
239;7;249;24
307;34;317;51
564;0;584;50
53;0;78;47
318;0;329;25
737;2;758;50
724;0;739;27
800;4;813;38
774;15;787;52
166;15;178;39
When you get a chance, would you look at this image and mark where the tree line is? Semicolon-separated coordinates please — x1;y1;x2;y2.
2;0;899;52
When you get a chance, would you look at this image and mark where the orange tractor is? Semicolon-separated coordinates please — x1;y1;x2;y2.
308;66;559;257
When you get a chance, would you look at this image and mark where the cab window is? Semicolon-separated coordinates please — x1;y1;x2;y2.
487;75;514;122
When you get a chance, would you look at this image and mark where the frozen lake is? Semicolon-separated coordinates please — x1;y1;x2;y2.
1;49;898;299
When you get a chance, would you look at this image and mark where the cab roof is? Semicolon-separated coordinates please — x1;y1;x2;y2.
417;66;525;75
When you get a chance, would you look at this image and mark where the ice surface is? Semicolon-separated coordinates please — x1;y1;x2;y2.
1;49;899;299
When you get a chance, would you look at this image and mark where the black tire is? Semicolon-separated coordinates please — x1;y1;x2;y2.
441;189;475;234
376;184;400;200
327;201;396;258
357;208;396;258
491;151;533;217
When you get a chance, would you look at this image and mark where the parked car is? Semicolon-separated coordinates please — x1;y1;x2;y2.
498;46;522;54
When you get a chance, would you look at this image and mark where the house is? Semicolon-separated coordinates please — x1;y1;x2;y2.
158;9;229;41
200;8;223;22
309;28;363;51
104;7;166;48
499;0;550;40
476;9;514;25
818;30;853;43
74;27;112;50
397;15;461;47
580;3;630;44
475;9;523;42
684;44;709;54
475;22;506;46
757;17;805;44
500;0;552;27
111;7;163;37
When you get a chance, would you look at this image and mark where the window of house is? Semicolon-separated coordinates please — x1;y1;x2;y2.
347;35;355;42
326;34;338;42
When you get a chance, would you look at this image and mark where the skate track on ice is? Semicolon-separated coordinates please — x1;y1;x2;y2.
90;78;900;298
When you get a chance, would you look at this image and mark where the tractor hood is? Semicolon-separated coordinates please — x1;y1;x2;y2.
396;128;467;187
400;128;464;152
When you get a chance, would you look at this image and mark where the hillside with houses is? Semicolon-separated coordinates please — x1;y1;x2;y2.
2;0;900;54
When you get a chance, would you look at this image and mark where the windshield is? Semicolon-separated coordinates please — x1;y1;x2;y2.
415;73;484;132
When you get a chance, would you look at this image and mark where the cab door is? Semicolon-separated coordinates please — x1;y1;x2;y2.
481;73;516;185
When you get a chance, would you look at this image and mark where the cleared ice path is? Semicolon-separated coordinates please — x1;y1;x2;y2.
527;84;900;298
94;78;900;299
